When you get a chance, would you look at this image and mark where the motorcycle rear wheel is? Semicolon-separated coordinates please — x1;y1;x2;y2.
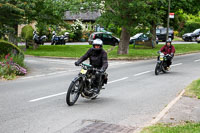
66;78;81;106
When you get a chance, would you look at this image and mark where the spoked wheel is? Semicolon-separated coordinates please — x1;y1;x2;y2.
155;64;161;75
162;67;167;73
66;78;81;106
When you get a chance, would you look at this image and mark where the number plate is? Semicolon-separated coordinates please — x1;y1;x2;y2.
80;69;87;74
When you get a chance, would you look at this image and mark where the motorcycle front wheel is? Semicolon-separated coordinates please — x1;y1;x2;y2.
155;63;161;75
66;78;82;106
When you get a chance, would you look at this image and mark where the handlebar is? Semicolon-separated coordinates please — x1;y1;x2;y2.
157;51;173;57
80;63;99;71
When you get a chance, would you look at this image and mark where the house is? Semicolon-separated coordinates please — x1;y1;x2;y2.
64;11;101;31
17;11;101;37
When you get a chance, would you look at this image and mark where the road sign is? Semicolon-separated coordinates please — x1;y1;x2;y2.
169;13;174;19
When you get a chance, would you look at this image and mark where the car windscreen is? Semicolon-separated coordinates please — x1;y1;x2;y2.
156;29;161;34
160;28;173;34
193;29;200;34
133;33;143;38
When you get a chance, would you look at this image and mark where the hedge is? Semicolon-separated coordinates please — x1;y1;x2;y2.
179;21;200;36
21;25;34;41
0;40;24;57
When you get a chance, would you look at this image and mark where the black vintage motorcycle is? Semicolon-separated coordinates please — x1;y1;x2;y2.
155;52;172;75
66;63;108;106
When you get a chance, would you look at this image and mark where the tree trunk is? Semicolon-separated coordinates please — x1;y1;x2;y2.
117;27;130;55
150;21;157;47
8;24;18;46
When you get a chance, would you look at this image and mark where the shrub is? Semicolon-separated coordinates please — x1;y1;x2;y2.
179;21;200;36
71;19;83;41
0;54;27;80
21;25;34;41
174;31;179;36
0;40;24;57
82;30;93;41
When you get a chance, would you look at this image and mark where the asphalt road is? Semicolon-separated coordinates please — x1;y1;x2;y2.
0;53;200;133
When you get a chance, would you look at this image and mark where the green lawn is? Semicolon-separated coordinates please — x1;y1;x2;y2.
20;43;200;59
184;78;200;99
141;123;200;133
21;45;114;58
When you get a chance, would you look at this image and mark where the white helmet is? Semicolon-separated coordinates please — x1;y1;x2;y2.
52;31;56;35
92;39;103;46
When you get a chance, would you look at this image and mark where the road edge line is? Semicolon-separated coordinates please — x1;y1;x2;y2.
133;89;185;133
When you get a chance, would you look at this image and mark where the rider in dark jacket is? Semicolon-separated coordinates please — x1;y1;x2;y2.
75;39;108;94
160;40;175;68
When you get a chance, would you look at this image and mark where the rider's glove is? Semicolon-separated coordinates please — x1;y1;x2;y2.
157;51;161;54
75;61;79;66
99;68;105;73
170;53;174;57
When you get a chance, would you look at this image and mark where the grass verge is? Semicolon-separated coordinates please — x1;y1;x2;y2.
184;78;200;99
20;43;200;59
20;45;113;58
141;122;200;133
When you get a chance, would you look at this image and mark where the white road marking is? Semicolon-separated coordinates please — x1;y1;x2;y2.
171;63;183;67
134;71;151;76
20;70;80;80
29;77;129;102
194;59;200;62
29;92;67;102
107;77;128;84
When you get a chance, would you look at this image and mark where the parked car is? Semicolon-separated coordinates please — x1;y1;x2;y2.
182;28;200;42
197;36;200;43
88;32;119;46
129;33;158;44
156;28;174;42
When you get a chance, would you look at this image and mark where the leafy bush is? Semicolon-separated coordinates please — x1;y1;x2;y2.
21;25;34;41
0;54;27;80
174;31;179;36
82;30;93;42
179;21;200;36
0;40;24;57
70;19;83;41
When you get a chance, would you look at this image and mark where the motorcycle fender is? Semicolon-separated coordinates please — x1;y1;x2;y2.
72;76;83;92
72;76;82;83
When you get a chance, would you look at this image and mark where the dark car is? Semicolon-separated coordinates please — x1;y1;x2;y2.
156;28;174;42
88;32;119;46
182;28;200;42
129;33;158;44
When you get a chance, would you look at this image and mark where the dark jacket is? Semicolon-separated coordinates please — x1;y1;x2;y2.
160;45;175;55
77;48;108;71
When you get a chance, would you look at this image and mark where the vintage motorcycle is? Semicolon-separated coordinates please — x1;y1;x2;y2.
66;63;108;106
33;31;47;45
155;51;172;75
51;31;69;45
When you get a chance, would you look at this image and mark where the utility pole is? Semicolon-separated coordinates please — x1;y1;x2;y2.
166;0;171;41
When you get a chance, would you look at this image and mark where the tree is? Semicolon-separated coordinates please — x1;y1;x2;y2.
68;0;152;54
0;1;25;44
0;0;70;45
